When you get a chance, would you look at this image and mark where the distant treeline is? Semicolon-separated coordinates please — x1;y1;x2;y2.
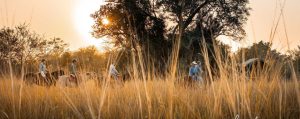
1;24;300;78
0;24;108;76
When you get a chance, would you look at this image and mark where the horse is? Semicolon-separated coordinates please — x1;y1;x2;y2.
24;72;52;86
243;58;265;72
24;70;65;86
241;58;266;80
56;75;78;87
24;72;38;85
51;70;65;80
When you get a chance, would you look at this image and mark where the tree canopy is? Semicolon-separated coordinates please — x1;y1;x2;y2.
235;41;286;62
0;24;67;74
91;0;251;71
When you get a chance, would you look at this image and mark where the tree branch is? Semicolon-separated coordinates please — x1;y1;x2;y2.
183;0;210;30
170;0;210;40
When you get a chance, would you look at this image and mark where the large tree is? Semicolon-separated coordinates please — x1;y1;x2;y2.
91;0;171;72
91;0;250;72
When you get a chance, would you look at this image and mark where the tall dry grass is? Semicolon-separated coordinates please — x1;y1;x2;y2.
0;42;299;119
0;1;299;118
1;26;300;119
0;74;299;119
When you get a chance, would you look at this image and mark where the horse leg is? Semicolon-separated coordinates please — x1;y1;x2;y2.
75;77;79;86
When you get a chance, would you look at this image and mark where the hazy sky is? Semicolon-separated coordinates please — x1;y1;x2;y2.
243;0;300;53
0;0;299;52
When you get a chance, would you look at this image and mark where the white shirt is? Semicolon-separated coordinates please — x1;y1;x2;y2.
39;62;47;77
39;62;46;73
109;64;119;76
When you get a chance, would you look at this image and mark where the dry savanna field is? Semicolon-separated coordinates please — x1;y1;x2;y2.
0;60;299;119
1;0;300;119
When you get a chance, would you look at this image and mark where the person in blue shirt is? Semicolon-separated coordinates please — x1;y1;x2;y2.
189;61;197;80
189;61;203;81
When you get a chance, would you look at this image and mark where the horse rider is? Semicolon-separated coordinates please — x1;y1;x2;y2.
189;61;203;82
109;63;120;80
69;59;78;85
39;59;47;79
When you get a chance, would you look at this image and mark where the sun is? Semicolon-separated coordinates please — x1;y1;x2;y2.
73;0;106;51
102;18;110;25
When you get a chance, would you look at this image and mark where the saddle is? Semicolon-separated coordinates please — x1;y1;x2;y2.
69;74;77;82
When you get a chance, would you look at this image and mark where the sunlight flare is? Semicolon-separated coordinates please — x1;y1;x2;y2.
73;0;106;51
102;18;110;25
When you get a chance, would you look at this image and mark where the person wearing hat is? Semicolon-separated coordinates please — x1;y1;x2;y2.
189;61;203;81
69;59;78;85
70;59;77;75
39;59;47;78
189;61;198;80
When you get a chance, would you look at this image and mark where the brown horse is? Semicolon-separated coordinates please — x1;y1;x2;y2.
51;70;65;80
24;72;52;86
24;70;65;86
24;72;37;84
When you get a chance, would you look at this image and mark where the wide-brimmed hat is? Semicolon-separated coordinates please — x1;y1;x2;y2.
192;61;197;65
